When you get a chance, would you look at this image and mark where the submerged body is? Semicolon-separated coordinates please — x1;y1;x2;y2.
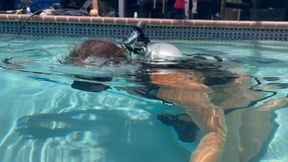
66;39;241;162
66;38;288;162
6;22;286;162
0;33;286;162
6;37;286;162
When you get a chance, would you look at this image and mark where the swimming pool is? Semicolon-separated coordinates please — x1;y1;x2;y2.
0;35;288;162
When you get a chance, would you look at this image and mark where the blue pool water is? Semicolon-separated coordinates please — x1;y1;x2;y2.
0;35;288;162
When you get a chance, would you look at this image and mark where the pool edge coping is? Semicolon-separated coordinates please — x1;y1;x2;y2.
1;14;288;29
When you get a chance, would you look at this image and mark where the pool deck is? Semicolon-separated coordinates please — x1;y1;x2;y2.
0;14;288;29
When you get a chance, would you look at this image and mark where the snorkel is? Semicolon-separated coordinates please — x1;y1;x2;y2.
122;21;184;65
123;21;150;56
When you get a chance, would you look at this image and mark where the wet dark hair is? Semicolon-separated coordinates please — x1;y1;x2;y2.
69;39;128;64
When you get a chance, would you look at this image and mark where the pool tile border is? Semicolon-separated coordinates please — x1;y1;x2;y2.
0;14;288;41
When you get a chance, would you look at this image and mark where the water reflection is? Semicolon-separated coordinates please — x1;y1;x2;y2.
12;108;190;162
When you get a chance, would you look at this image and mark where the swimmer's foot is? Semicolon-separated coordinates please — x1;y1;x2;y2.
157;113;199;143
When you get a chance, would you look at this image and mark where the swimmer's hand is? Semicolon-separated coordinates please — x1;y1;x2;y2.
90;9;99;16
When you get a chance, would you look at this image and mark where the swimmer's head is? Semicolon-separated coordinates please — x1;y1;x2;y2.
69;40;128;65
67;38;183;68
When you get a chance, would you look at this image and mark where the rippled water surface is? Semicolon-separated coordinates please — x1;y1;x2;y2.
0;35;288;162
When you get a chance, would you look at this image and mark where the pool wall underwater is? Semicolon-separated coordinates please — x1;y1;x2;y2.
0;14;288;41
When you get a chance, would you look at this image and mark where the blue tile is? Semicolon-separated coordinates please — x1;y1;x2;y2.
1;21;288;41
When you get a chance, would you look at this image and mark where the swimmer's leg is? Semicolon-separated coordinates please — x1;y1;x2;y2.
154;86;227;162
188;107;226;162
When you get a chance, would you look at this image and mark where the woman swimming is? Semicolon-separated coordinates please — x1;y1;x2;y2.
14;21;288;162
63;21;238;162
